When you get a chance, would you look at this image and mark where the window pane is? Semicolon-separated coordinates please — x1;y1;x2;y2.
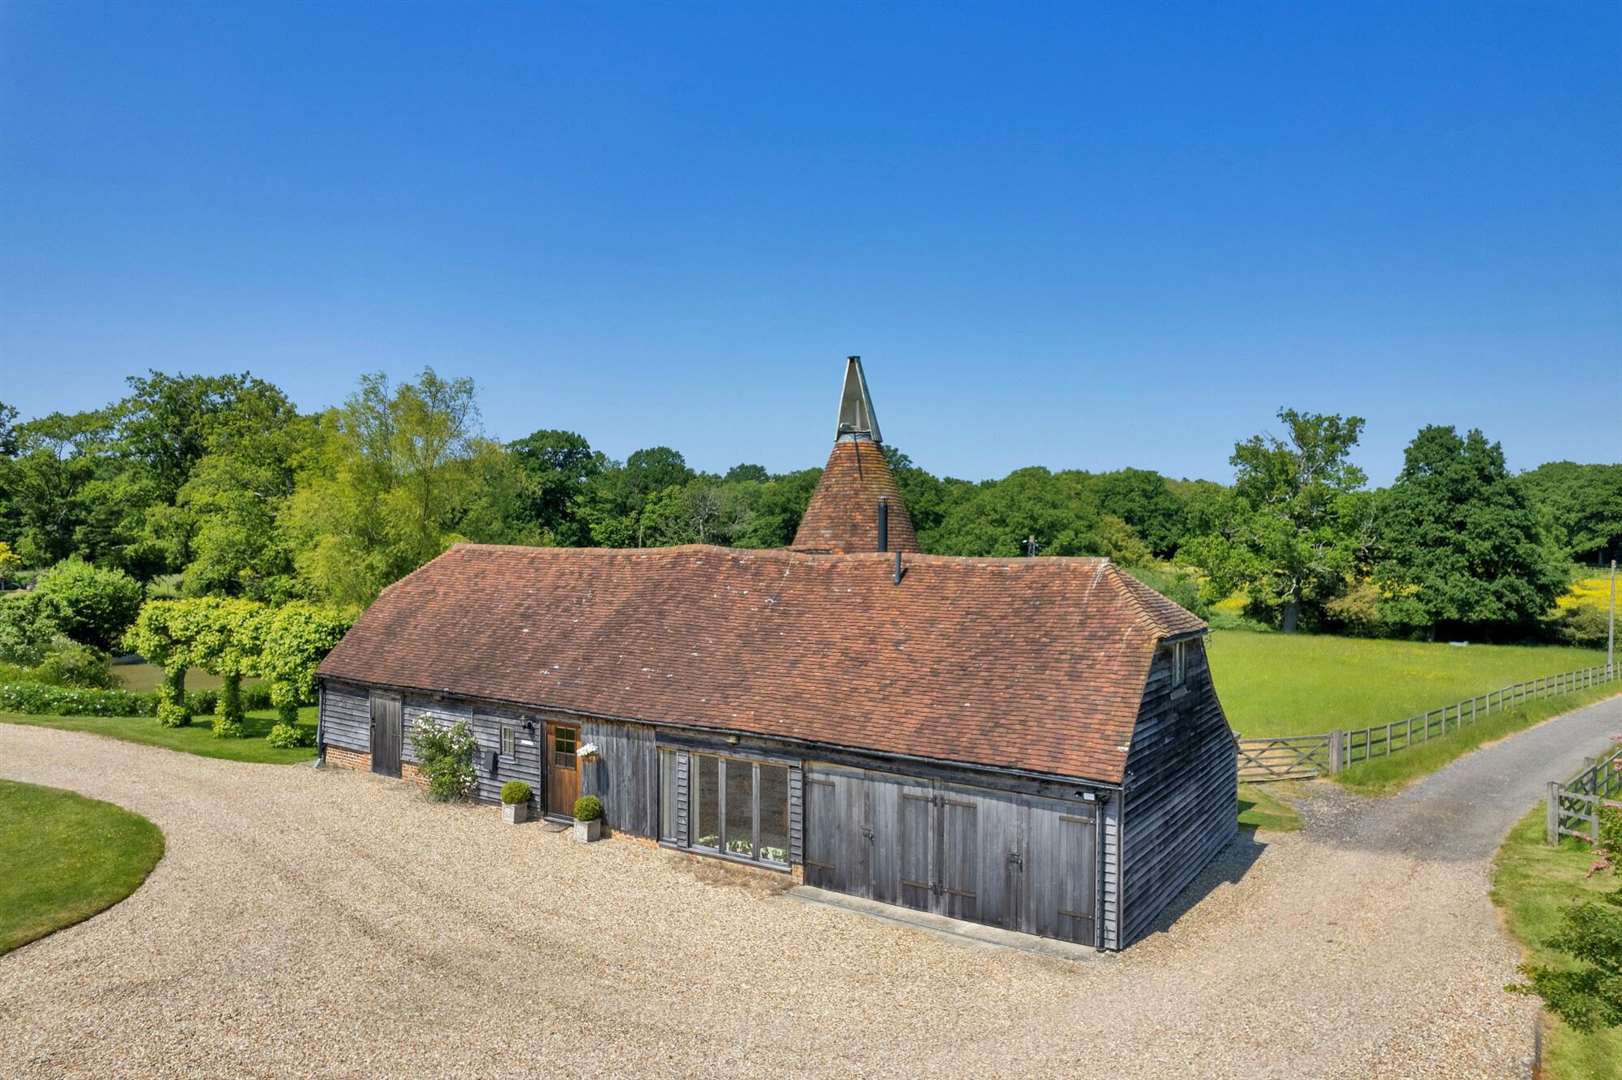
659;751;678;843
724;760;755;858
758;765;789;864
693;755;719;849
554;726;576;770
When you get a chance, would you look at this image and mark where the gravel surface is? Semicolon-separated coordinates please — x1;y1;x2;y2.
3;696;1619;1078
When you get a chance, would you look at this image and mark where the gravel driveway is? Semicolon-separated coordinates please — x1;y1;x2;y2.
3;695;1619;1079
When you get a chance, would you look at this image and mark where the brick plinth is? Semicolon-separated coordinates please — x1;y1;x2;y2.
323;745;371;772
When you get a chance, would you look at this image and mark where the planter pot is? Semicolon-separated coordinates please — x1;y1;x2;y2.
503;801;530;825
573;818;601;843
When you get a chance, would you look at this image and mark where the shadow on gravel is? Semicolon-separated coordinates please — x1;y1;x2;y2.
1144;827;1270;940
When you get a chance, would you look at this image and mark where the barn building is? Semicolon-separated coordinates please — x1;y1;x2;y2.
315;358;1237;949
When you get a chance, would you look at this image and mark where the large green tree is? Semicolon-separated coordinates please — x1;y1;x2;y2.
1181;408;1370;632
1520;461;1622;566
1375;425;1565;639
282;368;486;606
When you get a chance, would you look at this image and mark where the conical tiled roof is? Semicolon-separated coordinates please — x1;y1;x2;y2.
791;357;921;554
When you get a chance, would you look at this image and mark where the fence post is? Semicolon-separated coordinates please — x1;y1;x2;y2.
1547;781;1560;845
1329;729;1344;774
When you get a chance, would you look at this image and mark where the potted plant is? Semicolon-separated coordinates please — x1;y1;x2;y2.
572;794;603;843
500;781;533;824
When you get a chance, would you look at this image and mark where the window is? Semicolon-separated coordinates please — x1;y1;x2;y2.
500;725;516;757
1171;640;1188;688
659;751;679;843
680;751;790;868
553;726;576;770
694;755;720;849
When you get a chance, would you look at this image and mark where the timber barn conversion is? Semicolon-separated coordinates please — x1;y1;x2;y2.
315;358;1237;950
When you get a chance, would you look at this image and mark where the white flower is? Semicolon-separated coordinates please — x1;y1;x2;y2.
576;742;600;758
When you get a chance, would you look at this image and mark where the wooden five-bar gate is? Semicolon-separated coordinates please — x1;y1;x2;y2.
1546;738;1622;846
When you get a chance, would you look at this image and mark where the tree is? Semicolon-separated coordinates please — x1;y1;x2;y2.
260;602;354;729
928;467;1137;558
0;541;21;587
34;558;144;652
1376;426;1566;639
1181;409;1370;632
124;599;201;726
0;590;66;666
180;597;270;737
282;368;485;605
1092;468;1186;558
1521;461;1622;565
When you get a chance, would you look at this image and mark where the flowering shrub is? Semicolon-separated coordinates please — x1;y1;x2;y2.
409;717;477;802
0;682;158;717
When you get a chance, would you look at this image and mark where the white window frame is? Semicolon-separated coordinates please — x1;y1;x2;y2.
1170;640;1188;688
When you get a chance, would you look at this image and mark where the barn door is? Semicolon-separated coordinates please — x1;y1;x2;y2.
937;795;979;921
897;789;934;912
1022;797;1098;944
369;693;401;778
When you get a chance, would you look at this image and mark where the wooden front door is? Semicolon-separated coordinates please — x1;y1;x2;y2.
545;721;580;817
369;693;401;778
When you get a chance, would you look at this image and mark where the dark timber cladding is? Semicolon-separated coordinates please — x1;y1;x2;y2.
314;356;1239;950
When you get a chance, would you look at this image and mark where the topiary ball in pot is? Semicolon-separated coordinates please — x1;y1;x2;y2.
571;794;603;843
501;780;533;824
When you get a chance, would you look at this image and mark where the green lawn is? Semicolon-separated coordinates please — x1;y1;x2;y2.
1;706;319;764
1208;630;1609;739
1491;806;1622;1080
1237;782;1302;831
111;662;245;693
0;780;166;954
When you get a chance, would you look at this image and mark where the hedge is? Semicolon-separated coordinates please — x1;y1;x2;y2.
0;679;274;719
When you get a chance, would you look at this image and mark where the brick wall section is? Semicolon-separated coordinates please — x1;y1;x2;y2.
324;745;371;772
402;762;428;791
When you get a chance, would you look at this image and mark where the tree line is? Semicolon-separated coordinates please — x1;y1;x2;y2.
1;368;1618;644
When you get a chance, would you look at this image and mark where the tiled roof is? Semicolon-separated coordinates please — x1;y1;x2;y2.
791;440;921;554
318;544;1206;783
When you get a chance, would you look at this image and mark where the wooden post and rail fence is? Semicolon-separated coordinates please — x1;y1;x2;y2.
1234;662;1621;784
1545;738;1622;846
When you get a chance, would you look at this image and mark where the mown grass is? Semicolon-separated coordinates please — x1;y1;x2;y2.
1207;630;1608;739
1491;806;1622;1080
111;662;246;693
1237;782;1302;831
1332;682;1622;794
0;780;166;954
0;705;318;764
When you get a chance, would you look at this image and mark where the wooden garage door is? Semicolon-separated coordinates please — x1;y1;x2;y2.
803;763;1098;945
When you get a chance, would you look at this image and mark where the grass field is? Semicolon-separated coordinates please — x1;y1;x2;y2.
0;780;166;955
1491;806;1622;1080
111;663;250;693
1207;630;1609;739
1;706;318;764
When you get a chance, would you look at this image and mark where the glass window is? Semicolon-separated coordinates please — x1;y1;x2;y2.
659;751;678;843
758;764;789;865
724;760;755;858
500;725;516;757
553;726;576;770
1171;641;1187;687
693;755;720;849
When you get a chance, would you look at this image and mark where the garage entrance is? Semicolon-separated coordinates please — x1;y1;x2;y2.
802;763;1098;945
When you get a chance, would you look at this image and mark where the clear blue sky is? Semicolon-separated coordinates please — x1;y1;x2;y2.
2;3;1618;484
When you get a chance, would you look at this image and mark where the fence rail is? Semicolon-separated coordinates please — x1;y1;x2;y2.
1545;738;1622;845
1237;663;1619;784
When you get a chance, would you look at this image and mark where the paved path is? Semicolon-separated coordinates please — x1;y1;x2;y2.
2;696;1619;1079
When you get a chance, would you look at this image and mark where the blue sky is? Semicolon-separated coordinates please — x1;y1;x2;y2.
2;3;1618;484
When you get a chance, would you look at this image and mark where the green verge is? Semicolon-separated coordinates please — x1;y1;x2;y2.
1207;630;1607;740
1491;806;1622;1080
1238;782;1303;832
0;780;166;955
1333;684;1622;795
0;705;318;764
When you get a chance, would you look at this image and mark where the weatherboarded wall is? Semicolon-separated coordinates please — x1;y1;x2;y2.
318;681;370;753
1119;637;1237;948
